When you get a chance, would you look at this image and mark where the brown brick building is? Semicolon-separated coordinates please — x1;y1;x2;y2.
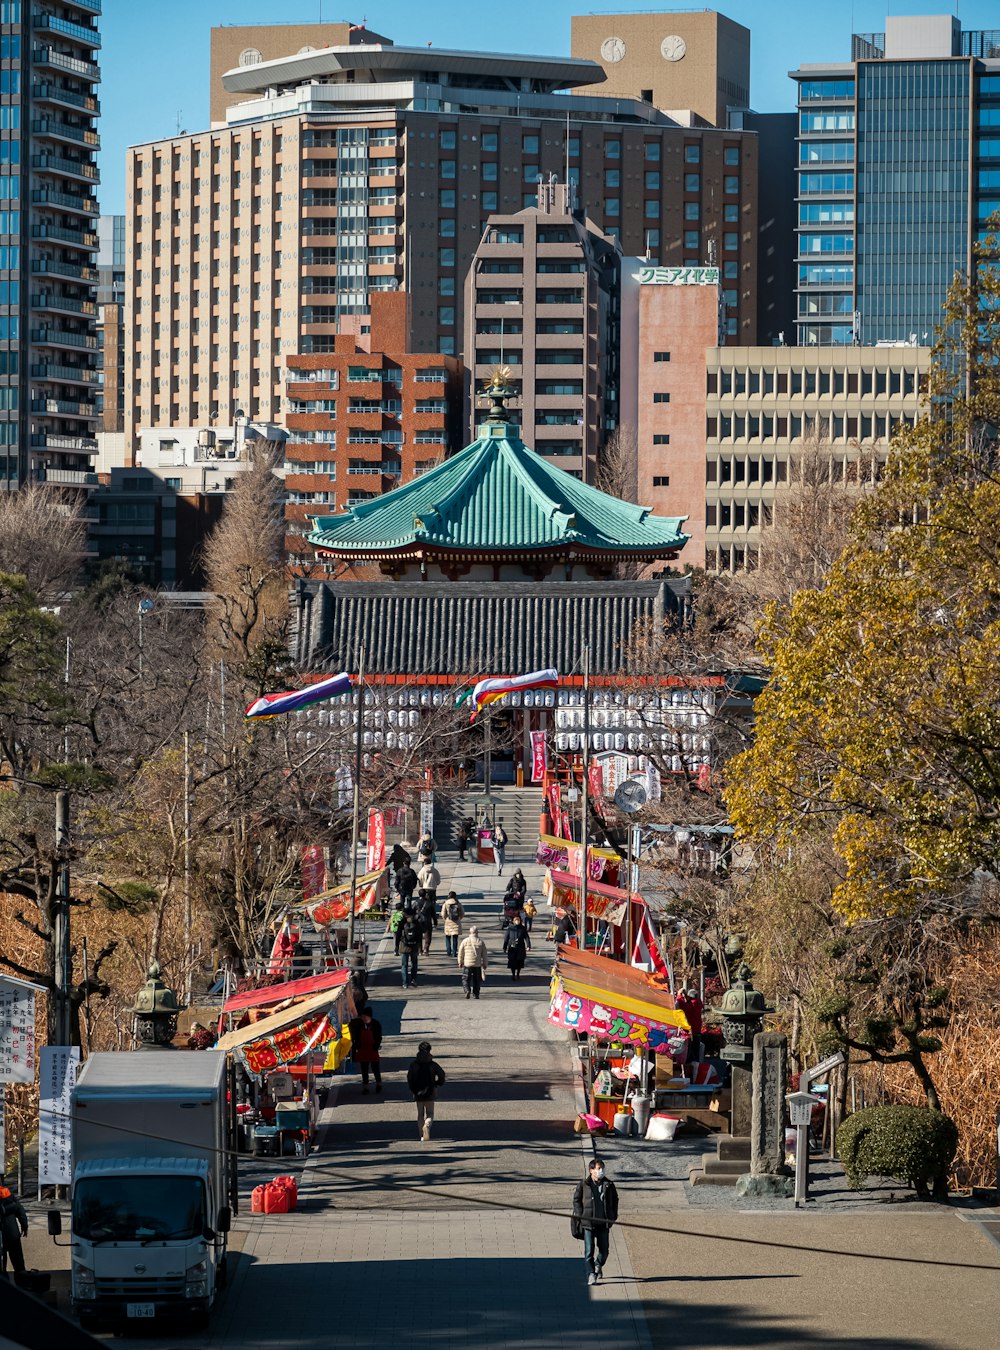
283;292;462;570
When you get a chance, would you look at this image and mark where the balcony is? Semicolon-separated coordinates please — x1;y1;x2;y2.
34;466;99;486
71;0;103;12
30;433;98;453
31;153;99;183
31;223;98;248
30;326;98;351
31;362;97;385
31;398;97;418
32;48;101;82
31;118;100;149
34;13;102;49
32;83;100;115
31;188;98;216
31;293;97;317
31;259;98;283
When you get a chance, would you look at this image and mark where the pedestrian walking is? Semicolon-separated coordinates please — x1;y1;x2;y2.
572;1157;619;1285
396;863;418;904
503;911;531;980
505;869;527;904
347;1005;383;1094
406;1041;446;1141
523;896;537;933
442;890;464;957
677;986;705;1063
0;1178;28;1276
457;924;488;999
416;889;437;956
491;822;508;875
416;829;437;863
457;816;473;861
395;907;422;988
390;842;411;873
417;859;440;904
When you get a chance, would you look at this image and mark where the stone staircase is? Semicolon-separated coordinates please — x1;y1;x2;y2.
435;786;545;851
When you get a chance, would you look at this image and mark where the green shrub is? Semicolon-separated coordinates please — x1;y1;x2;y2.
836;1105;958;1200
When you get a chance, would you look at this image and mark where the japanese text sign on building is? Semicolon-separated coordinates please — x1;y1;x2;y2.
39;1045;80;1187
0;978;38;1085
639;266;720;286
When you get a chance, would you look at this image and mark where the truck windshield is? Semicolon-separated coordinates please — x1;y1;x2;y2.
73;1176;205;1242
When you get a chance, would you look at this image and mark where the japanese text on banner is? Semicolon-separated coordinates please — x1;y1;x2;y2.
0;979;37;1084
39;1045;80;1187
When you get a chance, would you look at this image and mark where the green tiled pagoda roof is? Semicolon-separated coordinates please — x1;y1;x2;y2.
307;421;689;560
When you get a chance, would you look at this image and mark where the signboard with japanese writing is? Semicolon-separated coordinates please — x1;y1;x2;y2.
0;1085;5;1175
366;810;386;873
639;265;720;286
549;982;689;1054
0;978;38;1084
530;732;547;784
239;1011;337;1079
306;869;386;929
419;791;434;840
39;1045;80;1187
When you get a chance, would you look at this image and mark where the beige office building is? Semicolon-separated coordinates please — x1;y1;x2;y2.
571;10;750;126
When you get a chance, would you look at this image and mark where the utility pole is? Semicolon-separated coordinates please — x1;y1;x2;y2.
579;646;590;947
54;791;71;1046
183;731;192;1004
347;641;366;954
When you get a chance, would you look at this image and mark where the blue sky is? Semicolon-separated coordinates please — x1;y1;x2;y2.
98;0;996;214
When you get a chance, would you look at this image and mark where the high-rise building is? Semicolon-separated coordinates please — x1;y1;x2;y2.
96;212;123;433
791;14;1000;347
571;10;750;126
464;185;619;480
1;0;101;490
125;40;759;460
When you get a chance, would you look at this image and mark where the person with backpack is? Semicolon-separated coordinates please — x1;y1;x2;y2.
416;890;437;956
417;858;440;908
347;1005;383;1094
0;1178;28;1276
491;821;508;876
571;1157;620;1285
456;924;488;999
395;905;422;989
441;890;465;957
503;910;531;980
396;863;418;904
406;1041;446;1141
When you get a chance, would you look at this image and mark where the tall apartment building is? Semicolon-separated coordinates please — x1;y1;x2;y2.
571;10;750;126
0;0;101;489
623;270;929;571
125;40;759;458
283;291;462;569
792;14;1000;346
463;186;619;480
96;211;122;432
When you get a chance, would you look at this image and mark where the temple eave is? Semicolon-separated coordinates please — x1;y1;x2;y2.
312;543;684;563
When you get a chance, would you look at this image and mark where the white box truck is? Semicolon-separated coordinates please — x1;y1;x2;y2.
50;1051;234;1332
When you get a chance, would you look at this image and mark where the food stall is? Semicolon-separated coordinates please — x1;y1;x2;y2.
217;971;355;1156
550;946;692;1129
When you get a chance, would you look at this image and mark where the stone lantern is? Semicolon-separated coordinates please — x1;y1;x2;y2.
130;960;185;1049
715;962;773;1069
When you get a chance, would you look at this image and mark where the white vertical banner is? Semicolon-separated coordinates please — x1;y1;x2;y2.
39;1045;80;1187
419;790;434;839
0;977;38;1084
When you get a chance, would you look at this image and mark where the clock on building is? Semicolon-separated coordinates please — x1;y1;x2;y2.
661;35;687;62
600;36;627;63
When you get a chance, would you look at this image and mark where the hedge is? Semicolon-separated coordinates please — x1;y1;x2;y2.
836;1105;958;1200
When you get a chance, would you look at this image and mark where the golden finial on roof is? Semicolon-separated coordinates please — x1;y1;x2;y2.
479;364;516;424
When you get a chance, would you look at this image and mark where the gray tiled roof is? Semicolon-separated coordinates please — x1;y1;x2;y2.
290;579;689;677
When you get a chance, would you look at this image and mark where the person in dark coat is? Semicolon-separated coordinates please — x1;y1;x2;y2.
457;817;473;861
395;909;422;988
416;890;437;956
396;864;418;904
572;1157;620;1285
406;1041;446;1141
0;1179;29;1275
505;870;527;904
390;843;411;873
347;1005;383;1094
502;911;531;980
552;909;578;945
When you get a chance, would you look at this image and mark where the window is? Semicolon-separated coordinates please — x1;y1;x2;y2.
439;276;455;295
644;200;660;219
440;129;456;149
685;144;701;164
440;160;456;179
439;248;455;266
684;230;700;250
537;380;583;396
605;168;620;187
653;392;670;404
724;147;740;166
605;140;621;159
439;189;455;207
724;232;739;251
653;435;670;446
685;202;700;221
724;204;739;223
482;161;498;180
724;175;739;194
645;171;660;190
482;191;497;210
605;198;620;217
523;134;539;155
652;475;670;487
645;142;661;162
438;305;454;326
523;163;539;183
482;132;498;151
653;351;670;363
684;173;700;193
724;260;739;280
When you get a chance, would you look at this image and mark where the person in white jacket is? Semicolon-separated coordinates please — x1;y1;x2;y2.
456;925;488;999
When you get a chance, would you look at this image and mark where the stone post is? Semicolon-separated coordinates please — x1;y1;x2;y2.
730;1064;753;1138
736;1030;793;1198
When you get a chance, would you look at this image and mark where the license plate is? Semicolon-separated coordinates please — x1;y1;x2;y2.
126;1303;156;1318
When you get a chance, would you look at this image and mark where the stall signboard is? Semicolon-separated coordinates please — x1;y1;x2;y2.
530;732;547;783
536;834;620;876
239;1010;337;1079
0;977;38;1084
306;869;386;929
366;810;386;873
564;844;609;885
549;868;631;925
549;982;688;1053
301;845;327;901
39;1045;80;1187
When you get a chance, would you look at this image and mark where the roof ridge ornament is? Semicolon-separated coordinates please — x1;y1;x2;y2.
480;364;517;424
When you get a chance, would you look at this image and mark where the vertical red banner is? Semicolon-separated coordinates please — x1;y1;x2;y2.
588;760;605;801
547;780;562;824
301;845;327;900
366;810;386;872
530;731;548;784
